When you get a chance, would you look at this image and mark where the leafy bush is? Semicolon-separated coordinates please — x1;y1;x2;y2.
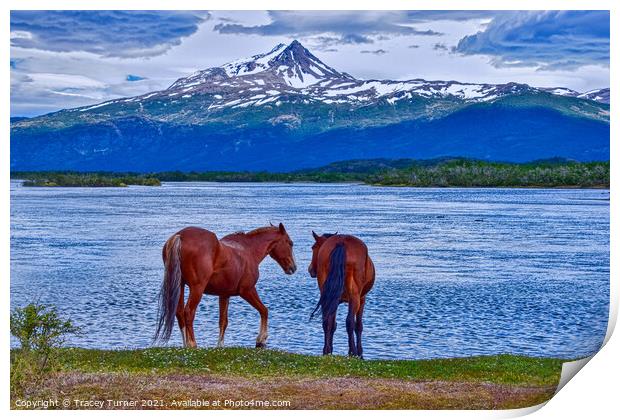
10;303;80;397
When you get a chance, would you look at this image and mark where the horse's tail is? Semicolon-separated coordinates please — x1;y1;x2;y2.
154;234;182;344
311;243;346;320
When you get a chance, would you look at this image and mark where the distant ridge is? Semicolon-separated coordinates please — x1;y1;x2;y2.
10;40;610;171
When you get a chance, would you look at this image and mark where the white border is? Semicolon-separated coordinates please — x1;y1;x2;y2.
2;1;617;418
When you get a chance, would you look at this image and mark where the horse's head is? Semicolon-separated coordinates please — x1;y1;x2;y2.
308;230;336;278
269;223;297;275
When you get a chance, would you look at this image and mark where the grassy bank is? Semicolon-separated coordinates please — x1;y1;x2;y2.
12;347;565;409
11;158;610;188
14;172;161;187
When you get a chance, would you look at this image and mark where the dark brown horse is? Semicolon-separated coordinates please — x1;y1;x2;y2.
154;224;296;348
309;232;375;358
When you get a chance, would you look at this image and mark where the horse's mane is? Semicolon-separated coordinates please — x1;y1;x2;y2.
222;226;278;242
247;226;278;236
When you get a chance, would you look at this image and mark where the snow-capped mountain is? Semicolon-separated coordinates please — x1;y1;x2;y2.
74;40;608;114
161;39;520;107
160;40;608;107
11;40;610;172
540;87;610;104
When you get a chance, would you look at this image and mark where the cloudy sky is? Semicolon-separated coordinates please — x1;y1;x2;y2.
10;10;610;117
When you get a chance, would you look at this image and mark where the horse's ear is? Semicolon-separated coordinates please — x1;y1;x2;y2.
278;222;286;233
312;230;320;241
334;231;338;236
269;221;274;227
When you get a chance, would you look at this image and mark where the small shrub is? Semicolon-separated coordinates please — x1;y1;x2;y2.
10;303;80;397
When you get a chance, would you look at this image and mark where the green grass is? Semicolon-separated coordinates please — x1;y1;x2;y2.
11;347;567;409
52;347;564;387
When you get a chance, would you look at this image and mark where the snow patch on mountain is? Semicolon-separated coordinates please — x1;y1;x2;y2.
577;88;610;104
222;43;287;77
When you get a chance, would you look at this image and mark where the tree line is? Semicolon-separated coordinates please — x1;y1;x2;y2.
11;159;609;188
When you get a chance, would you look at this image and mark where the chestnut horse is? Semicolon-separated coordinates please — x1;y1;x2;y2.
154;224;296;348
309;232;375;358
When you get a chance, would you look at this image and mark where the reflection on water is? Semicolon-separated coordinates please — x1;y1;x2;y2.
10;181;609;359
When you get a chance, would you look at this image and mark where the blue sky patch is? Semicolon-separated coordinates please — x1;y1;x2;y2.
126;74;147;82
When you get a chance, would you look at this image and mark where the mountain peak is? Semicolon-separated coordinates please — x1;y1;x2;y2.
276;39;311;62
282;39;309;56
267;40;351;87
168;40;353;91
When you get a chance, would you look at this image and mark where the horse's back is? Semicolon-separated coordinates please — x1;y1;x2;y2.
322;234;368;260
342;235;368;253
320;235;372;290
175;226;218;243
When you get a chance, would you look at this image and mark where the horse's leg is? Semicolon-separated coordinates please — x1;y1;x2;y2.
346;279;361;357
217;296;229;347
175;283;187;347
322;312;337;355
355;296;366;359
241;288;269;348
346;298;360;356
184;286;204;348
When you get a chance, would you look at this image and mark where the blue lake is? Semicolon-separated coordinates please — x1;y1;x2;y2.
10;181;610;360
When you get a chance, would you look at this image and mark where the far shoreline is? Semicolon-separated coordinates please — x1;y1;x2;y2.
10;157;610;189
11;178;611;190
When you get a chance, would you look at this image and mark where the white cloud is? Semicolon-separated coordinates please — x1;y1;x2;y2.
28;73;106;89
10;30;32;40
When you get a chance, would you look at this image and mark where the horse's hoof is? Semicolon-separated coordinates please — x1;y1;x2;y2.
255;342;266;348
